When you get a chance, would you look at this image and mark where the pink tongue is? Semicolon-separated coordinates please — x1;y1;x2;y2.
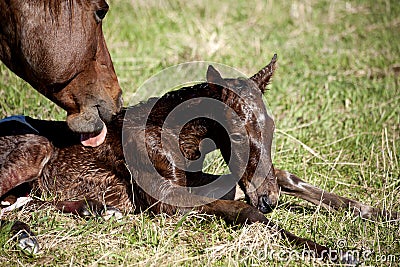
80;123;107;147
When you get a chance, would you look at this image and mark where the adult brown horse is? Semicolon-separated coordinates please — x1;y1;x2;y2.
0;0;122;146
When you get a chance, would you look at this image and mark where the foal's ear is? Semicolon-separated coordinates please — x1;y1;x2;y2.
206;65;225;86
250;54;277;93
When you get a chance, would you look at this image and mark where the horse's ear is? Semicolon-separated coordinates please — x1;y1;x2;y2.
206;65;225;86
250;54;277;93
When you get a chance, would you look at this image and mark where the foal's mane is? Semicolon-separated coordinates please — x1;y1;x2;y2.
41;0;77;23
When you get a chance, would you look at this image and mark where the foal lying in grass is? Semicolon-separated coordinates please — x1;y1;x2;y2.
0;55;396;263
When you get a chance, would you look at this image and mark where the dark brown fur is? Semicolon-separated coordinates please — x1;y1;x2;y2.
0;0;122;134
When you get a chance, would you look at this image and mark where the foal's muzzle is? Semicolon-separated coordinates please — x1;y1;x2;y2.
258;195;277;214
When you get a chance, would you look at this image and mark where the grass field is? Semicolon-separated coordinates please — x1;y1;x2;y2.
0;0;399;266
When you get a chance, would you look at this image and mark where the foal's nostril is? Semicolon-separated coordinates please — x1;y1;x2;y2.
258;195;276;214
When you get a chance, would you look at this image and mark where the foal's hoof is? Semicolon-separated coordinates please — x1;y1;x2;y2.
102;206;123;221
16;230;40;255
7;220;40;255
77;200;123;221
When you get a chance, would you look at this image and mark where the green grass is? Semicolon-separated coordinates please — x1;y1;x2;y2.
1;0;399;266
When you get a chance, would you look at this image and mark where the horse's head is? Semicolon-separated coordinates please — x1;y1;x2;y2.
206;55;279;213
0;0;122;146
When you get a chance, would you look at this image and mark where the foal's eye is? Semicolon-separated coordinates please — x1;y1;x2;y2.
95;8;108;21
230;133;245;143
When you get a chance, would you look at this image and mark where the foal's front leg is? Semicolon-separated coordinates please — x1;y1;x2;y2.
202;200;343;259
275;169;399;220
157;186;355;264
185;172;237;200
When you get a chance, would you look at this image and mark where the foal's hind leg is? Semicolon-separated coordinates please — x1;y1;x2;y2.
0;135;53;255
0;198;121;255
5;198;124;220
0;134;53;197
275;168;399;220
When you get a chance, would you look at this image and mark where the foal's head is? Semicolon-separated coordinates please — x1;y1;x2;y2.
206;55;279;213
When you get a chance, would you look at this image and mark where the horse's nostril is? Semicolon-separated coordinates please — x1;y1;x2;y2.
258;195;276;214
96;104;113;123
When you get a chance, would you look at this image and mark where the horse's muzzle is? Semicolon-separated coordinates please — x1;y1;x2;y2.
66;107;105;134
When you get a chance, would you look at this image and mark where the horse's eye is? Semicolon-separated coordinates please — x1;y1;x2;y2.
230;133;245;143
95;8;108;21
